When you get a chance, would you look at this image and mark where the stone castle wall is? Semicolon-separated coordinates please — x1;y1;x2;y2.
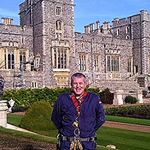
0;0;150;94
75;31;133;86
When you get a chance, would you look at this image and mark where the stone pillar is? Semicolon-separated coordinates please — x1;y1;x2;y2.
113;89;124;105
136;90;143;103
0;100;8;128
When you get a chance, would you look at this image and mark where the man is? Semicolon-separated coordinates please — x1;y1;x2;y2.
51;73;105;150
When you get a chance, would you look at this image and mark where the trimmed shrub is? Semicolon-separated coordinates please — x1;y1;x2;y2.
99;88;114;104
125;95;137;104
105;105;150;119
20;100;56;131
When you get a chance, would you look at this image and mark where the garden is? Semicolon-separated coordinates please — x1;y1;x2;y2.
0;87;150;150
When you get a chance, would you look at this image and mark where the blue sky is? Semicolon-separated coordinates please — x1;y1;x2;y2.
0;0;150;33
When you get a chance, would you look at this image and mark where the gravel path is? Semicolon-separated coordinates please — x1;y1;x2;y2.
103;121;150;133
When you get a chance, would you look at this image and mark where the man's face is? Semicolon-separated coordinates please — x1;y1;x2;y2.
72;76;87;98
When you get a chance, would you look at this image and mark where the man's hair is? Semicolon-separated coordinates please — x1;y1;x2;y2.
71;73;87;86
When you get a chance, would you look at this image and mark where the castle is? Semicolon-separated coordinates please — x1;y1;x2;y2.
0;0;150;103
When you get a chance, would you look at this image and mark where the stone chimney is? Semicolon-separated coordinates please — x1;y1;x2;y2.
96;20;100;30
90;23;95;32
2;17;13;25
102;21;110;34
84;25;90;34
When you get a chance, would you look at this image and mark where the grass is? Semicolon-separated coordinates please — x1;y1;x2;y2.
30;126;150;150
106;115;150;126
5;114;150;150
7;114;150;127
0;126;57;144
7;114;23;126
0;127;113;150
97;126;150;150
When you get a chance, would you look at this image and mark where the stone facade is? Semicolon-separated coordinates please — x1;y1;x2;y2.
0;0;150;103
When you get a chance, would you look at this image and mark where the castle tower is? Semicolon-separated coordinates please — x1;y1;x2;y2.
19;0;75;88
112;11;150;77
140;10;150;75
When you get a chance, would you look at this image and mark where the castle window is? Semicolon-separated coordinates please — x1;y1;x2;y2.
106;55;119;72
56;76;68;85
34;57;40;68
79;53;87;71
20;51;26;64
4;50;14;69
8;51;14;69
56;20;63;40
126;35;129;39
56;33;62;40
107;56;111;71
21;37;25;43
94;55;100;72
117;29;119;35
126;26;129;34
31;82;38;88
127;57;132;72
56;7;61;16
53;47;69;69
148;57;150;73
20;50;26;70
56;20;62;30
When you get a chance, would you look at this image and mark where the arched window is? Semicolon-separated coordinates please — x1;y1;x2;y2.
56;20;63;40
117;29;119;35
126;26;129;34
56;20;62;30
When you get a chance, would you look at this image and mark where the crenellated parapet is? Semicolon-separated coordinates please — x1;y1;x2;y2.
84;20;111;35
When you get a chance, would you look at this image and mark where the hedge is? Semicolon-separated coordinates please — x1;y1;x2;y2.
105;105;150;119
2;87;113;107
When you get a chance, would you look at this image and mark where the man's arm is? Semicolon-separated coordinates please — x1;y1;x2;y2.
94;99;105;131
51;97;62;130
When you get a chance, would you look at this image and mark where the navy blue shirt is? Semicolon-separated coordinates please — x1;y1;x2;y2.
51;92;105;138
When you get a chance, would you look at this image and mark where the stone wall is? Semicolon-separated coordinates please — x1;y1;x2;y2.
74;29;133;86
1;0;150;94
0;23;33;52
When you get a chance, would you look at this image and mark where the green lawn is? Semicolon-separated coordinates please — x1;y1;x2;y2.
5;114;150;150
106;115;150;126
97;126;150;150
0;127;113;150
8;114;150;127
7;114;23;126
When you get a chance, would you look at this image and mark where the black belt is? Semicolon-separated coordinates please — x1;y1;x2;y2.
61;136;96;142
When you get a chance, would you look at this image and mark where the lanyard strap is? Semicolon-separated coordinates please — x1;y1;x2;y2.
69;91;87;117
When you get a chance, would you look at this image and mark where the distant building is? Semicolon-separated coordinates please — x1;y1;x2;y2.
0;0;150;96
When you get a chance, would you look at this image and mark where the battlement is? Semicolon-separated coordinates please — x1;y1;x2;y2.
112;10;150;28
140;10;150;21
84;20;111;34
112;17;129;27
